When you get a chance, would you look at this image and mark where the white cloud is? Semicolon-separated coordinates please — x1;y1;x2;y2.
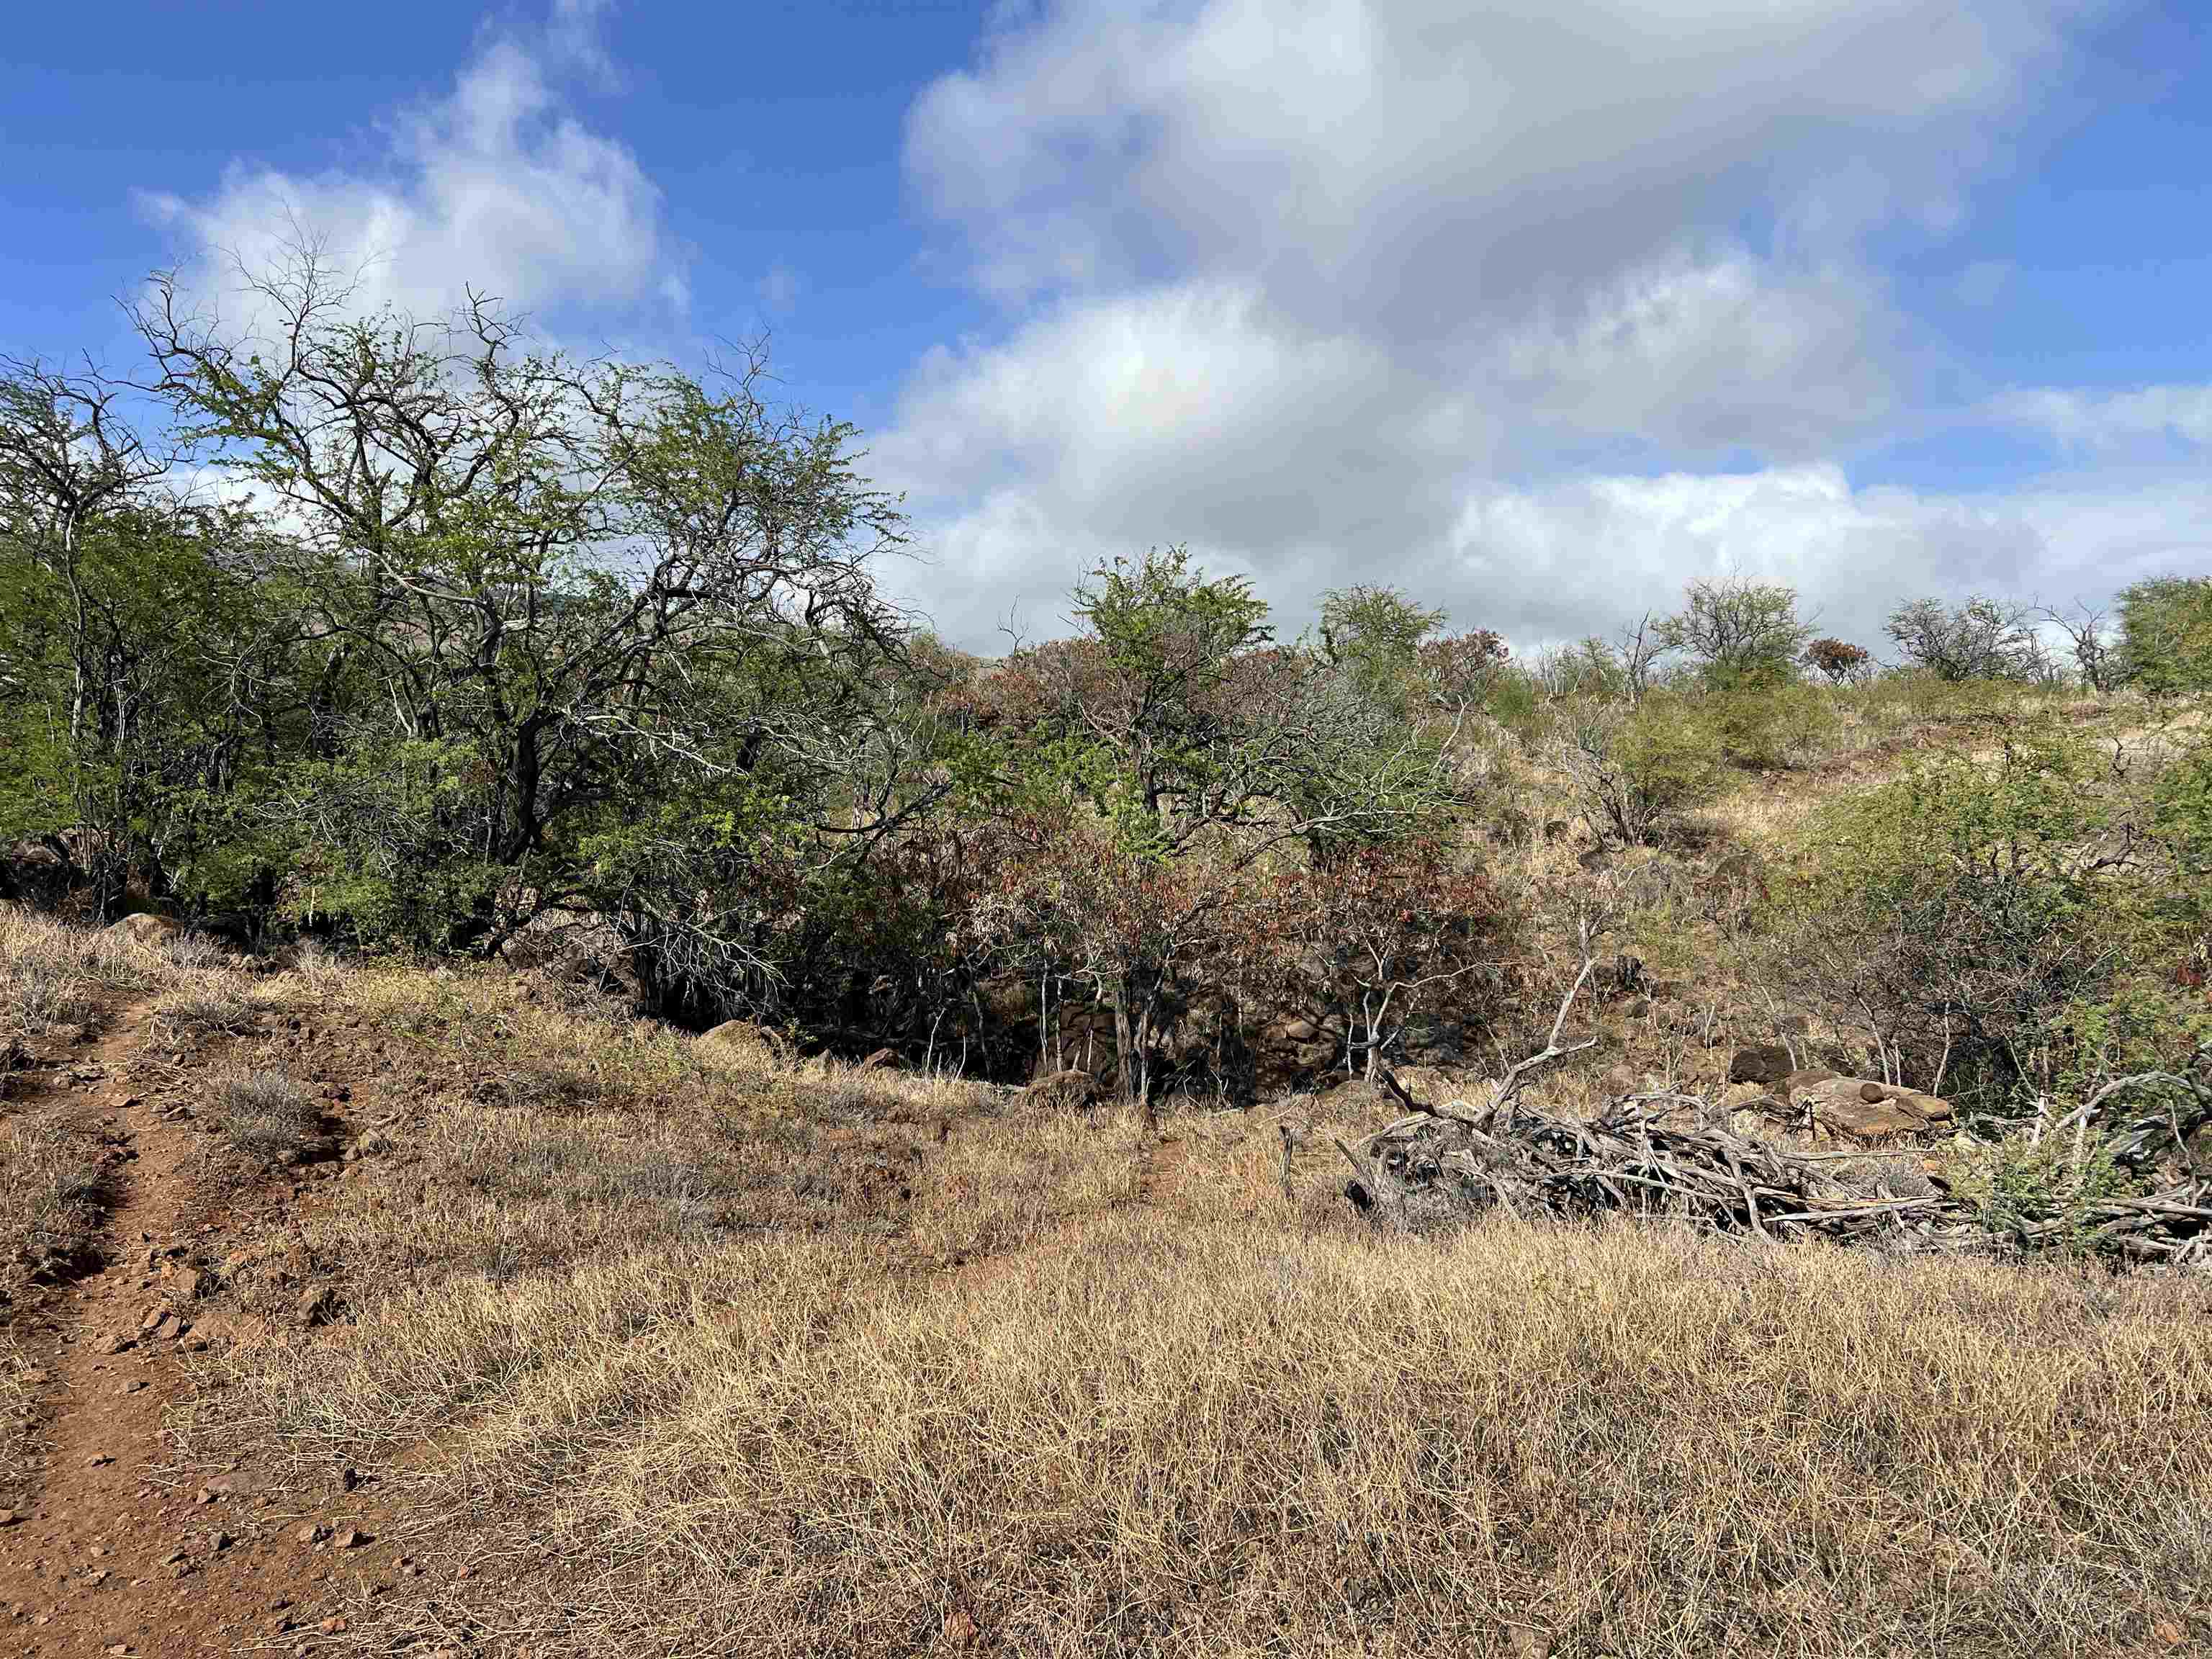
908;0;2085;329
896;457;2209;656
1498;248;1899;456
885;1;2126;648
1990;384;2212;452
138;7;683;330
881;281;1461;542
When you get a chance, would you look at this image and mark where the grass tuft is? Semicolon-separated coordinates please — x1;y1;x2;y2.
209;1067;321;1161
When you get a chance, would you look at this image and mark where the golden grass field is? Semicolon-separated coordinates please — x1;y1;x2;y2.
4;925;2164;1658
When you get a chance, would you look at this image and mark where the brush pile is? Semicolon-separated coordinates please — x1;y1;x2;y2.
1338;966;2212;1262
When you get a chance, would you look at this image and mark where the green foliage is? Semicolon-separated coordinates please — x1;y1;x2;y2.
2118;575;2212;697
1946;1131;2143;1254
1777;722;2137;1112
2062;981;2212;1090
1701;678;1840;770
1855;668;2031;738
1559;693;1725;845
1658;576;1810;689
1320;584;1444;712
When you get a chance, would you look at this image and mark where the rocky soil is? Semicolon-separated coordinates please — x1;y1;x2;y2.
0;997;485;1658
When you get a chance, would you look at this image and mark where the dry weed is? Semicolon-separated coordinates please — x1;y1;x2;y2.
208;1067;322;1162
0;1335;39;1494
0;1117;107;1302
183;953;2212;1659
0;907;151;1066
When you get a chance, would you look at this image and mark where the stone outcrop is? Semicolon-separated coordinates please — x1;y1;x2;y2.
1789;1076;1954;1142
106;912;181;948
1727;1044;1795;1086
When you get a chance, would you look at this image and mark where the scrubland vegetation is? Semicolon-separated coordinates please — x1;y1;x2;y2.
7;263;2212;1653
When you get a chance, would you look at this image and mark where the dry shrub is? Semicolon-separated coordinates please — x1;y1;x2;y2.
208;1067;320;1161
153;985;257;1039
0;1117;107;1299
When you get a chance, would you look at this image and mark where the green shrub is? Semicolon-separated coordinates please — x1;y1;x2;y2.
1773;722;2134;1113
1555;694;1724;845
1946;1131;2143;1255
2118;575;2212;697
1702;678;1841;769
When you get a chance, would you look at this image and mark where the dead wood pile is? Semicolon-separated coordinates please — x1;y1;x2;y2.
1336;961;2212;1262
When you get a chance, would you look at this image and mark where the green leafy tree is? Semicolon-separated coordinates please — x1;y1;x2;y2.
132;251;917;972
0;359;300;917
1657;575;1810;688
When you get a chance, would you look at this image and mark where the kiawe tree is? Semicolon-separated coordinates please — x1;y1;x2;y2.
1658;575;1811;688
130;250;922;986
2118;576;2212;698
0;357;298;917
1886;595;2045;683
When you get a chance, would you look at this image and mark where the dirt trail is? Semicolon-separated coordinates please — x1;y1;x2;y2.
0;1002;395;1658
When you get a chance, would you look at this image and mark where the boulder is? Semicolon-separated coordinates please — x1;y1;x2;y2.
1020;1069;1101;1112
856;1048;898;1073
1728;1044;1795;1086
107;912;181;948
1791;1076;1953;1142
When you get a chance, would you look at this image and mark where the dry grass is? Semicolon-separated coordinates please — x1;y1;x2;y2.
0;1335;40;1496
171;955;2212;1659
150;983;259;1039
0;1117;107;1304
0;907;151;1072
208;1066;323;1162
0;1116;107;1494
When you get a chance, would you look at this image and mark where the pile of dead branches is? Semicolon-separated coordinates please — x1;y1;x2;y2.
1337;959;2212;1262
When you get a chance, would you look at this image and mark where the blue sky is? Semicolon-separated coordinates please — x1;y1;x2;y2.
5;0;2210;650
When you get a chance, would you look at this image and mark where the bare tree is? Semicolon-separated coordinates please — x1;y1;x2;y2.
2041;600;2121;695
1886;595;2043;682
1611;610;1673;704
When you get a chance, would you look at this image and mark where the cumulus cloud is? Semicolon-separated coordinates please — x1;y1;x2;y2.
137;6;683;330
1498;248;1900;456
904;457;2209;656
884;0;2121;647
907;0;2082;326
